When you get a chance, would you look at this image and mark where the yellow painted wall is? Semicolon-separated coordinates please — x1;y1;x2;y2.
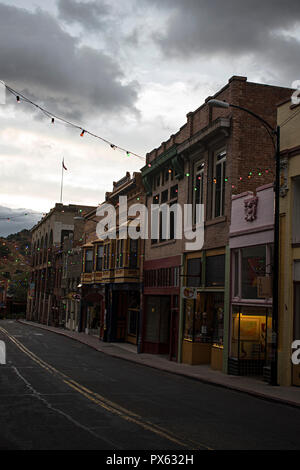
278;100;300;386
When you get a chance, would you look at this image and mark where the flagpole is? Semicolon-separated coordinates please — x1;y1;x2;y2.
60;159;64;204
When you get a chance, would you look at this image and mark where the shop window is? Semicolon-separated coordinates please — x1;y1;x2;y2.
96;245;103;271
186;258;201;287
193;162;204;224
184;292;224;344
213;150;226;218
84;249;93;273
241;245;266;299
206;254;225;287
230;305;272;375
129;239;138;268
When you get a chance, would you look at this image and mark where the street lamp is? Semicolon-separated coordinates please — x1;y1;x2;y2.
208;99;280;386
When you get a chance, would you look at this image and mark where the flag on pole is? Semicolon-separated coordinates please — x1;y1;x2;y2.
62;158;67;170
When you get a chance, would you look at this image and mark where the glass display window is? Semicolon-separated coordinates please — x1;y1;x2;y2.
184;292;224;345
230;305;272;372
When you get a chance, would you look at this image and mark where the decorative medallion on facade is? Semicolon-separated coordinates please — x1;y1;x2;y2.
244;196;258;222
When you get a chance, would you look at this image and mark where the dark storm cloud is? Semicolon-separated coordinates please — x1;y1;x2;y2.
57;0;109;31
150;0;300;82
0;3;139;119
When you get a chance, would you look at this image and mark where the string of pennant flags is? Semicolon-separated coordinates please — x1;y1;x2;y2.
4;83;145;162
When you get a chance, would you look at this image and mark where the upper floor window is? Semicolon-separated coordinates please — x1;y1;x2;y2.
103;243;110;270
206;254;225;287
85;249;93;273
186;258;201;287
115;239;124;268
213;150;226;218
193;161;204;224
96;244;103;271
129;239;138;268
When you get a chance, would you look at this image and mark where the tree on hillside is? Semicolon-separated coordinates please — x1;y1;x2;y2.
7;272;29;302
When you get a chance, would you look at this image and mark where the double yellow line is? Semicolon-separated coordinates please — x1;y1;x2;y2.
0;326;212;450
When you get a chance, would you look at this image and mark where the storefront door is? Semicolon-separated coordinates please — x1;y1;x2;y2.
144;295;171;355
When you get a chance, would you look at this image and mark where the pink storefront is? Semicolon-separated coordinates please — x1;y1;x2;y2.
229;184;274;379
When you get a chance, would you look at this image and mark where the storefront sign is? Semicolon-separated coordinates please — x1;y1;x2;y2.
257;276;272;298
182;287;197;299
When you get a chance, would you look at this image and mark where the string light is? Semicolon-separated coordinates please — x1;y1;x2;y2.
0;211;43;221
4;82;145;162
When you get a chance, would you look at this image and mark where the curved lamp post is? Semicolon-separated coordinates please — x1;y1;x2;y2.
208;99;280;386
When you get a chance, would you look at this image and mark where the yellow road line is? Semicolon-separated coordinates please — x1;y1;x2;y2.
0;326;213;450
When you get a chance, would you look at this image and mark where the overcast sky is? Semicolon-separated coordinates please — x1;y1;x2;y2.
0;0;299;235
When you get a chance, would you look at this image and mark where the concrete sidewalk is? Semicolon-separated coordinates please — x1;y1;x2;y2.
18;320;300;408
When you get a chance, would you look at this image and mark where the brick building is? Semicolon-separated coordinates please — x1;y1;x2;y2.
27;203;95;325
80;172;145;347
140;76;293;371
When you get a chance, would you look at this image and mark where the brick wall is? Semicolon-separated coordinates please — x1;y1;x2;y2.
144;76;293;258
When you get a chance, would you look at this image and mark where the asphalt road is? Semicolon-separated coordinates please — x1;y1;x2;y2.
0;320;299;450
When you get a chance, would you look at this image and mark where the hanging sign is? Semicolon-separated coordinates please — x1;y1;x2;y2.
257;276;272;298
182;287;197;299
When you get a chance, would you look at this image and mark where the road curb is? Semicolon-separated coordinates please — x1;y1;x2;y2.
16;319;300;409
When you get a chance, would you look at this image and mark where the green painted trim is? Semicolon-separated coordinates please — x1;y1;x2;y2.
222;245;230;374
142;175;152;196
141;145;177;177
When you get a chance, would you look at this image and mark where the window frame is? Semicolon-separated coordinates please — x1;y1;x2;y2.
212;150;226;218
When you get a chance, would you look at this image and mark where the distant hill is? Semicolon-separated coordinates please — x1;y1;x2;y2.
0;230;31;301
0;206;43;237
